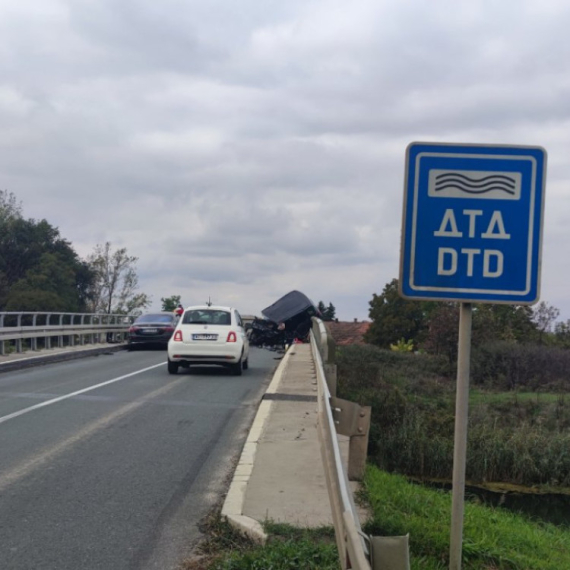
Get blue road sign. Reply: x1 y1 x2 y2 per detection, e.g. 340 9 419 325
400 142 547 304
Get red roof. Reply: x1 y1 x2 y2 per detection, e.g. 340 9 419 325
325 320 371 346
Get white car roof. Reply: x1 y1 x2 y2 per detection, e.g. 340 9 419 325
184 305 234 312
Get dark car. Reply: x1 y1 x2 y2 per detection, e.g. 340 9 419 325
249 290 319 347
127 312 177 349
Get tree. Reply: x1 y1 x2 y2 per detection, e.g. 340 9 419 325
365 278 428 348
0 192 96 311
0 190 22 224
422 302 459 363
161 295 181 312
86 242 150 314
532 301 560 345
317 301 336 321
5 252 83 312
472 304 536 345
554 320 570 348
421 303 538 360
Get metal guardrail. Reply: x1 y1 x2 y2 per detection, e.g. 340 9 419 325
311 317 410 570
0 312 135 355
311 318 370 569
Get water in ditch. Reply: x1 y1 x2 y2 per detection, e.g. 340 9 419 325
465 486 570 527
420 480 570 527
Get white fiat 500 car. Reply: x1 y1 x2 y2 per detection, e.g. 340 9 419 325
167 305 249 375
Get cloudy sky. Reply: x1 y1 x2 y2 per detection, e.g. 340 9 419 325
2 0 570 322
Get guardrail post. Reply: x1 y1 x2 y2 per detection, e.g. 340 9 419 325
45 314 52 349
324 363 337 397
330 397 371 481
69 315 75 347
326 330 336 363
348 406 371 482
68 314 72 346
30 314 38 350
16 314 23 353
312 318 338 395
58 314 64 347
89 315 95 344
80 315 85 345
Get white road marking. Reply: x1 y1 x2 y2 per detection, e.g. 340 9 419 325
0 362 165 426
0 378 183 492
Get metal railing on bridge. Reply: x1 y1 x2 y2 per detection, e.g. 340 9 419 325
311 317 410 570
0 312 135 356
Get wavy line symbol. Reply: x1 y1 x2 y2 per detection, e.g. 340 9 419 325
434 173 516 195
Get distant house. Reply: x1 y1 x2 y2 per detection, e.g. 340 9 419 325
325 319 371 346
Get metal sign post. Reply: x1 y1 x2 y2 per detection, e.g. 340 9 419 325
449 302 472 570
399 142 547 570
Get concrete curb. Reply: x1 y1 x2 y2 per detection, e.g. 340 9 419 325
0 344 127 374
221 346 296 543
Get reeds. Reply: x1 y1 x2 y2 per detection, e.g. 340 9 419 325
337 345 570 488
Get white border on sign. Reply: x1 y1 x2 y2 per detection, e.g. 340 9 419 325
409 152 537 296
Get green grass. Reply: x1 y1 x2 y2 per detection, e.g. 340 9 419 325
190 515 339 570
363 465 570 569
213 524 338 570
193 471 570 569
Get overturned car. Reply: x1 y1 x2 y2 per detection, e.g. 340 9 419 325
249 290 320 347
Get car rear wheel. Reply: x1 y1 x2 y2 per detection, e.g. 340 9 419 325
167 360 179 375
231 361 243 376
242 358 249 370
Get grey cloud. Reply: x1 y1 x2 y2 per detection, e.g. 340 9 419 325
0 0 569 321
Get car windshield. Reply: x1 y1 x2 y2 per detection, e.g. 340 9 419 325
135 314 173 324
183 310 231 325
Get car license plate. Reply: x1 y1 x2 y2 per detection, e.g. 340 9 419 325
192 333 218 341
142 328 159 334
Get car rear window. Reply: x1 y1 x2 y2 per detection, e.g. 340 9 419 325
135 314 173 324
183 310 231 325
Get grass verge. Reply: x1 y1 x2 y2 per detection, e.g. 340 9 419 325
363 465 570 569
182 513 339 570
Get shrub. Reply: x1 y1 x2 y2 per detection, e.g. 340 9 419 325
336 344 570 487
471 342 570 390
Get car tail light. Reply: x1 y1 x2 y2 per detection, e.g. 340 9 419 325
129 326 137 333
173 330 183 342
164 326 174 333
227 331 237 343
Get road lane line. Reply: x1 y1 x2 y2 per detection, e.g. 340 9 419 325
0 362 165 426
0 378 184 493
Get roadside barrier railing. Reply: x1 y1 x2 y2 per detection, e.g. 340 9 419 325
311 317 411 570
0 312 135 356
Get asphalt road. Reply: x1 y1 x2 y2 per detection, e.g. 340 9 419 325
0 346 278 570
